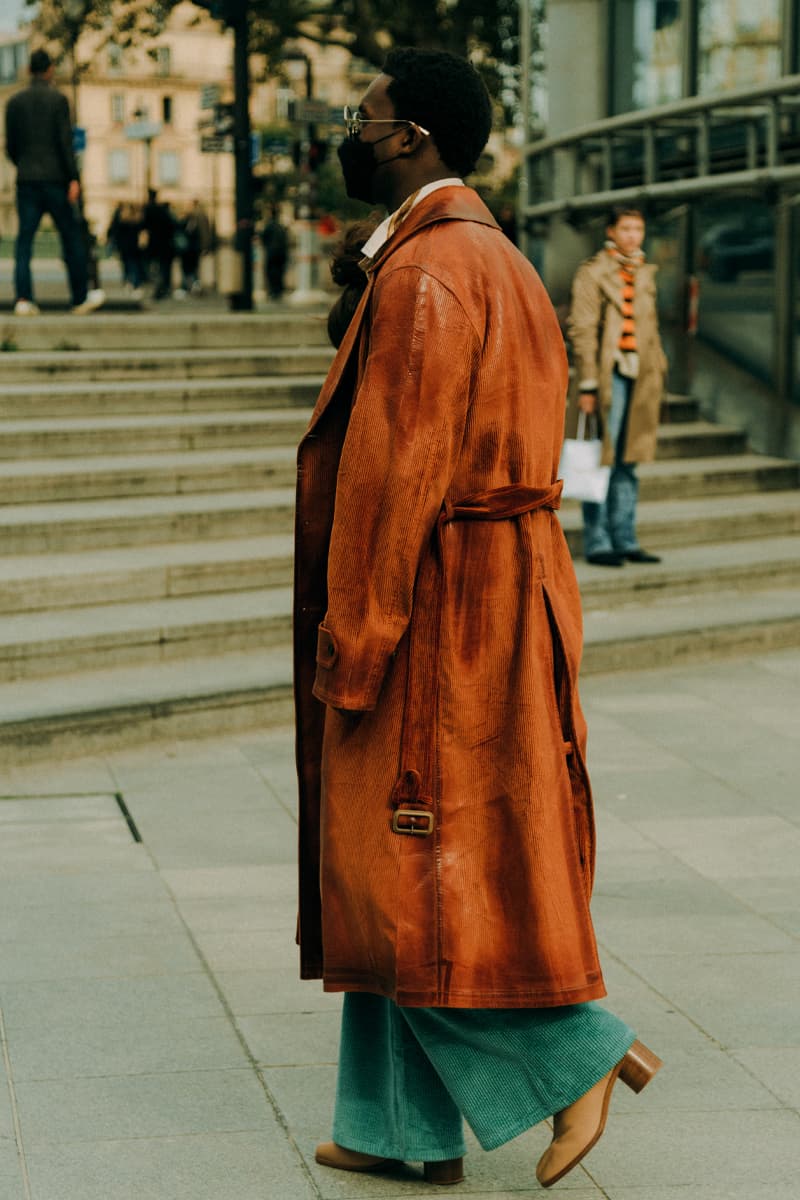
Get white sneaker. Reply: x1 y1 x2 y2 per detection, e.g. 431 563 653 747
131 287 144 301
173 288 187 300
71 289 105 315
13 299 40 316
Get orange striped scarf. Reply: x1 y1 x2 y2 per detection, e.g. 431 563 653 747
606 244 643 353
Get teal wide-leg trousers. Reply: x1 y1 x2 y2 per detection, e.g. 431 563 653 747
332 993 636 1161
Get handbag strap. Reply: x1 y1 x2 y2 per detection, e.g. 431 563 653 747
576 410 599 441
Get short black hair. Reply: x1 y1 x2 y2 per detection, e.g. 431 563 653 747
29 48 52 75
382 48 492 177
606 205 645 227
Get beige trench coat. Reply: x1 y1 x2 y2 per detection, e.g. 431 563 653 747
567 250 667 465
294 187 606 1009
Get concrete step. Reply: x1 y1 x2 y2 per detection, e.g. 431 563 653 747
1 584 798 765
636 454 800 501
0 535 293 614
0 345 333 382
0 447 300 504
662 393 699 422
0 311 331 351
560 489 800 557
0 648 294 765
575 535 800 608
0 447 793 509
0 588 292 682
654 421 747 459
0 375 324 418
582 585 800 674
3 529 796 621
0 409 311 460
0 488 295 554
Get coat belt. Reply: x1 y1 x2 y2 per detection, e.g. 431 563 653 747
440 480 562 526
391 479 562 834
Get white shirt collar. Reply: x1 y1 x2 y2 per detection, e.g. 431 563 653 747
361 178 464 258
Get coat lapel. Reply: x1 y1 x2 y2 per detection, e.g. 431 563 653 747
301 187 499 441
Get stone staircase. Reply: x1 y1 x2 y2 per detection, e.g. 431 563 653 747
0 313 798 764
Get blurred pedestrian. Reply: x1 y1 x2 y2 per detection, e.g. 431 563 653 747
3 47 103 315
143 188 176 300
296 48 662 1193
497 201 517 243
174 204 202 297
107 201 145 298
260 204 289 299
568 206 667 566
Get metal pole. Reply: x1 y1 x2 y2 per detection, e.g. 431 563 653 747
230 0 253 311
518 0 531 260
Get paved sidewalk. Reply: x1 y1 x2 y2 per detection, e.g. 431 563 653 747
1 650 799 1200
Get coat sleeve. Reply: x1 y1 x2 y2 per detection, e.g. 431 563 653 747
313 265 479 712
5 98 18 165
56 92 79 182
567 263 604 391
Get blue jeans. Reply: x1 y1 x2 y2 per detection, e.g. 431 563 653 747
14 181 88 306
582 370 640 557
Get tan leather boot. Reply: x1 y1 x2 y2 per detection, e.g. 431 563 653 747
315 1141 464 1183
536 1039 662 1188
315 1142 392 1172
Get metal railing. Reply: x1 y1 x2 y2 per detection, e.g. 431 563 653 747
523 75 800 224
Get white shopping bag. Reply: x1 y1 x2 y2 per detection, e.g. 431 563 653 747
558 412 610 504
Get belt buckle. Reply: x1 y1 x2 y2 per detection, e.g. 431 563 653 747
392 808 434 837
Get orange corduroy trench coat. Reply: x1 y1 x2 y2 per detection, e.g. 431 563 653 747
294 187 606 1008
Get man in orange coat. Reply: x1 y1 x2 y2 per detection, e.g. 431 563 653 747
294 48 660 1190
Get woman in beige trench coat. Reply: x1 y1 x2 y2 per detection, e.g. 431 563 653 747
294 49 662 1191
568 207 668 566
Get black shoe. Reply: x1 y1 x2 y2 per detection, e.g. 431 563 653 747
623 549 662 564
586 551 624 567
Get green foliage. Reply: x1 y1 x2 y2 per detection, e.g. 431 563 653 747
28 0 546 119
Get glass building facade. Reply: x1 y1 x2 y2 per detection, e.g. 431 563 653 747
604 0 799 444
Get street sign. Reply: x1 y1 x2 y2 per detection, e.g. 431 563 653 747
290 98 330 124
262 135 290 155
250 131 260 167
200 133 233 154
200 83 221 110
125 121 162 141
72 125 86 153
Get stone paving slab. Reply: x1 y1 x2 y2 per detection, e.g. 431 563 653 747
1 650 799 1198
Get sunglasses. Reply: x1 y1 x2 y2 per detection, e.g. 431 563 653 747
343 105 430 140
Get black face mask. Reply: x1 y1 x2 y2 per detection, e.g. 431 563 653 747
337 131 404 203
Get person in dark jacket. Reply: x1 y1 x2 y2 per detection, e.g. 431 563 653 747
4 48 101 315
260 205 289 299
143 189 176 299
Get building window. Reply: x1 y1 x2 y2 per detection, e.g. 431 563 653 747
111 94 125 124
162 95 173 125
155 46 171 77
158 150 180 186
108 148 131 184
108 44 124 76
698 0 782 95
610 0 683 113
695 198 775 385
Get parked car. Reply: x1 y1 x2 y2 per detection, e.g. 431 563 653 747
698 220 774 282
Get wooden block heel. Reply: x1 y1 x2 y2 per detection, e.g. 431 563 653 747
618 1039 663 1094
423 1157 464 1184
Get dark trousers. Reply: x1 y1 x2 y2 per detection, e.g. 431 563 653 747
265 253 287 299
15 181 87 306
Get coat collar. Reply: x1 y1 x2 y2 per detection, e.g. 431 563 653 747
301 187 499 441
363 186 499 276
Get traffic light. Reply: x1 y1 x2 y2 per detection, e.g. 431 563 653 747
308 139 328 172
